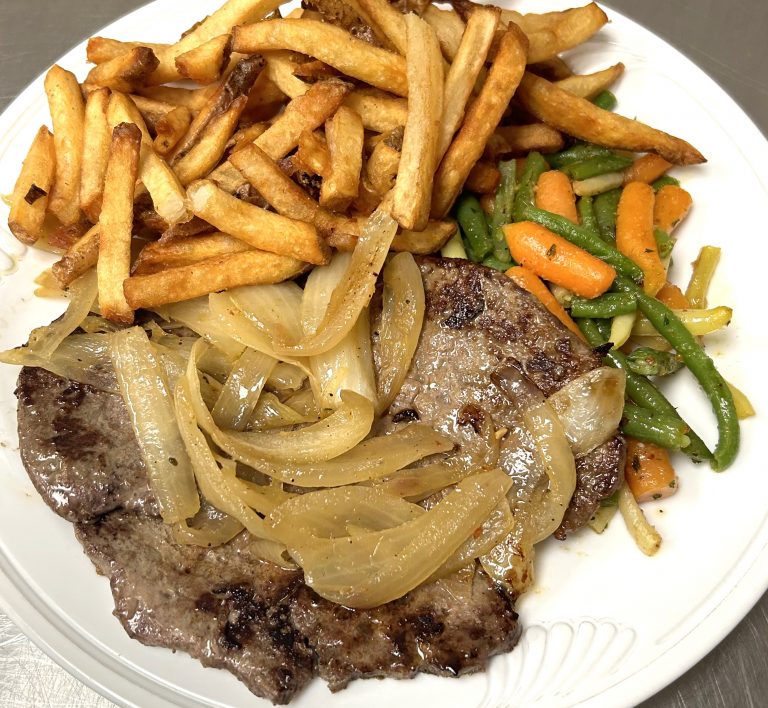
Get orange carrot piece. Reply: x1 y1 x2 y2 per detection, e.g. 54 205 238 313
503 221 616 298
616 181 666 296
654 184 692 233
506 265 585 339
624 439 678 504
656 282 690 309
623 154 672 185
535 170 579 223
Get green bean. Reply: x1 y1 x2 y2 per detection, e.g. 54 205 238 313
652 175 680 191
482 256 512 271
594 317 611 341
621 404 691 450
512 152 549 222
577 317 713 463
627 347 683 377
612 275 740 471
517 204 644 283
488 160 516 263
455 193 492 261
547 144 613 169
592 90 617 111
570 293 637 319
561 154 634 181
593 187 622 241
653 228 675 260
577 196 599 235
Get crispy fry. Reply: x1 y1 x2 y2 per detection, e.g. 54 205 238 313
86 37 169 64
391 14 443 231
132 232 252 274
136 84 218 111
529 56 572 81
516 72 706 165
295 130 331 176
98 123 141 324
51 225 100 287
158 216 215 244
233 19 408 96
48 221 91 251
365 140 400 196
79 89 111 223
464 162 501 194
432 25 527 218
125 249 304 309
175 34 233 84
356 0 407 54
264 50 309 99
45 65 85 226
343 89 407 133
437 5 499 161
422 6 465 61
174 95 248 185
494 124 565 155
229 122 269 153
320 106 364 211
555 63 625 99
154 106 192 156
187 179 329 265
293 60 339 81
8 126 55 244
83 47 159 93
391 220 457 253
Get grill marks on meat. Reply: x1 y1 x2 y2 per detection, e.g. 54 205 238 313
76 512 519 703
16 367 156 521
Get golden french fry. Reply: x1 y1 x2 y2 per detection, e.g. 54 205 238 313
391 14 443 231
264 50 309 99
174 95 247 186
154 106 192 156
356 0 407 54
365 138 400 196
48 221 91 251
521 4 608 64
437 5 499 161
207 160 250 193
516 72 706 165
158 216 215 244
83 47 159 93
422 6 465 61
86 37 169 64
343 89 407 134
124 249 305 309
391 220 457 254
187 179 329 265
555 63 625 98
79 88 112 223
98 122 141 324
132 232 252 275
432 25 527 218
8 126 55 244
51 225 100 287
293 60 339 81
233 20 408 96
529 56 573 81
320 106 364 211
494 123 565 155
229 122 269 153
295 131 331 176
45 65 85 226
136 84 218 111
175 34 233 84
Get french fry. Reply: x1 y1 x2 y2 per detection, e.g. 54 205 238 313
187 179 329 265
174 95 248 186
83 47 159 93
356 0 407 54
391 14 443 231
232 19 408 96
365 139 400 196
154 106 193 156
86 37 169 64
516 72 706 165
295 131 331 176
264 50 309 99
124 250 305 309
437 5 499 161
48 221 91 251
391 220 457 253
464 162 501 194
136 84 218 111
132 232 252 274
8 126 55 244
293 60 339 81
51 225 100 287
175 34 233 84
343 89 407 133
158 216 215 244
79 88 112 223
229 122 269 154
431 25 528 218
320 106 364 211
494 124 565 155
529 56 572 81
555 63 625 99
98 123 142 324
45 65 85 226
208 160 250 193
422 5 465 61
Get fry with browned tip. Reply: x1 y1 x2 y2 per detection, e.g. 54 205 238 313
80 88 112 223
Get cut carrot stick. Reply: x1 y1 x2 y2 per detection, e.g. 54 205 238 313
506 265 585 339
656 281 690 309
624 438 678 503
623 154 672 185
503 221 616 298
535 169 579 223
616 181 666 296
654 184 692 233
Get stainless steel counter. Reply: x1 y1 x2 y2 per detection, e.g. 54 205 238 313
1 1 766 705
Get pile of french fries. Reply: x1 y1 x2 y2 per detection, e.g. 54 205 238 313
6 0 705 322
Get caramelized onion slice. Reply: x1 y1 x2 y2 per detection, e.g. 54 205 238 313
375 252 425 414
173 504 244 548
212 348 276 431
249 392 320 430
110 327 199 524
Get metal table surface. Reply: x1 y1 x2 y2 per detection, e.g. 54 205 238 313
0 1 766 706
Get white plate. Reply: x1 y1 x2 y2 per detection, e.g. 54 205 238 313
0 1 767 706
